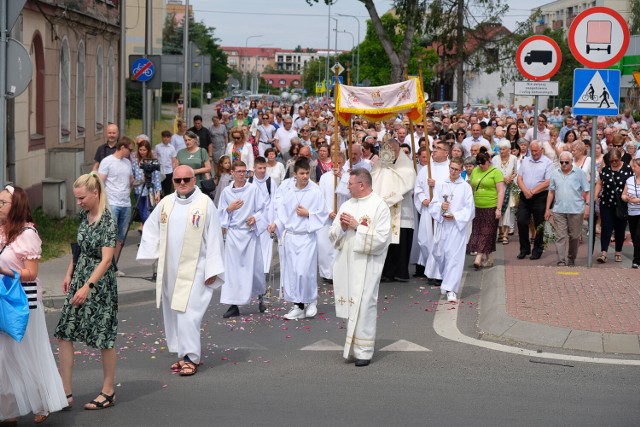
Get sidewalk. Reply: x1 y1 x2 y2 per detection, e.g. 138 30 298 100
477 232 640 355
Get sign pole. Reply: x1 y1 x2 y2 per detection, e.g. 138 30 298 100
0 0 7 186
533 95 539 140
587 118 597 268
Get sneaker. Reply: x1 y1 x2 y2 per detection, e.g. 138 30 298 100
283 306 305 320
632 263 639 269
441 288 447 295
305 303 318 318
116 270 126 277
446 291 457 302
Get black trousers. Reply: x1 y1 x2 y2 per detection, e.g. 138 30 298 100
382 228 413 280
161 172 173 197
517 191 548 255
628 215 640 264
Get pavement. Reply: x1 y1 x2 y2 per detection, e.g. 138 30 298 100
38 224 640 358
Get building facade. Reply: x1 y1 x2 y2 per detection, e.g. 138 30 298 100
9 1 120 210
532 0 630 34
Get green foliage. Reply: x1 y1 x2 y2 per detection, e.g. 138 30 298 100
32 208 81 262
125 87 143 119
162 14 231 97
630 0 640 35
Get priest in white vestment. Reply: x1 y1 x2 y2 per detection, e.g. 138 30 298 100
137 165 225 376
268 158 329 320
218 160 269 318
427 158 475 303
414 141 451 285
329 169 391 366
251 157 278 276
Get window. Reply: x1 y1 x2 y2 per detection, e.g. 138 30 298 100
60 37 71 142
76 40 86 137
29 32 45 149
107 47 115 124
96 45 104 133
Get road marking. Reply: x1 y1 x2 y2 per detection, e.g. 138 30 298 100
300 340 343 351
379 340 431 352
557 271 580 275
433 274 640 366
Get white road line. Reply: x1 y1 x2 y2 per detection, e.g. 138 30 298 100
433 274 640 366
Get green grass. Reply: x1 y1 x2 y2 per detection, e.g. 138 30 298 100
124 117 177 147
32 208 81 262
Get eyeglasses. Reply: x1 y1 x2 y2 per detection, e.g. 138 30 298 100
449 167 462 172
0 200 12 208
233 136 242 140
233 170 248 175
173 177 193 184
262 117 269 120
559 161 570 165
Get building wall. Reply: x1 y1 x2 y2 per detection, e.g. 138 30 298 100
125 0 164 62
533 0 630 34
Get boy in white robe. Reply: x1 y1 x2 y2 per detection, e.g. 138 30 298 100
218 160 269 318
268 159 329 319
250 157 278 277
137 165 225 376
317 152 348 281
329 169 391 366
427 158 476 302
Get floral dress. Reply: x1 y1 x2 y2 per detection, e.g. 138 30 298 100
54 209 118 349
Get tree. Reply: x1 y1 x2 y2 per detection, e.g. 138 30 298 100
630 0 640 35
306 0 427 83
162 14 231 97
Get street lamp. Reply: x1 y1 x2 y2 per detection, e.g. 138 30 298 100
337 13 361 85
244 35 264 91
337 30 355 81
253 43 271 95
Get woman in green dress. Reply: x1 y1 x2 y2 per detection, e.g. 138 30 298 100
54 173 118 411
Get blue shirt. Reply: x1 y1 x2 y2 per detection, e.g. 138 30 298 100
549 167 589 214
518 155 553 191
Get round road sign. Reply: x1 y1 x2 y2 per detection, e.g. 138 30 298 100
516 35 562 81
131 58 155 82
568 7 629 69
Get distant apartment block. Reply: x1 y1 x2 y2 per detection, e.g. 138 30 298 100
531 0 630 34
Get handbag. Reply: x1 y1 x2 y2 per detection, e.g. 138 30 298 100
615 193 628 220
0 270 29 342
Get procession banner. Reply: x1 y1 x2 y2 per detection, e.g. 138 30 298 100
335 77 424 125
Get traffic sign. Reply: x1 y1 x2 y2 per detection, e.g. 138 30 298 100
568 7 630 69
515 35 562 81
514 81 559 96
331 62 345 75
131 58 155 82
572 69 620 116
331 75 344 85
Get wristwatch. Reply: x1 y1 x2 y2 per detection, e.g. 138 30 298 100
87 282 95 289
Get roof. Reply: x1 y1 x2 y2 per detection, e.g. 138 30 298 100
222 47 282 57
262 74 303 88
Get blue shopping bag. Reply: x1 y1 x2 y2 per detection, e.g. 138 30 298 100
0 270 29 342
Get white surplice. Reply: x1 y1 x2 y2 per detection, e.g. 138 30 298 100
329 192 391 360
273 179 329 304
317 170 349 279
137 188 225 364
414 159 450 279
427 176 475 294
252 175 278 274
218 181 268 305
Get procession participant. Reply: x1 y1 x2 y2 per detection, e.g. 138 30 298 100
268 159 328 320
427 157 476 302
415 141 450 284
373 137 416 282
136 165 225 376
250 156 278 277
544 151 589 267
218 161 268 318
329 169 391 367
318 152 348 282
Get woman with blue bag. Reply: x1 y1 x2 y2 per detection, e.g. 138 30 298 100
0 185 67 424
54 173 119 411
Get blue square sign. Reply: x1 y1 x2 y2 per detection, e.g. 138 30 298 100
572 69 620 116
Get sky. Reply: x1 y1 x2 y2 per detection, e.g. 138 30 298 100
187 0 553 51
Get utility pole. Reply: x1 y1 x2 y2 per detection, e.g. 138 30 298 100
119 0 126 132
183 0 190 124
143 0 153 137
455 0 465 113
0 0 7 186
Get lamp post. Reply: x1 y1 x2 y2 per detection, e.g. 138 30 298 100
336 13 361 85
253 43 271 95
337 30 355 78
244 35 264 91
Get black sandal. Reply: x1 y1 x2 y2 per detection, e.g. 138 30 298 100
62 393 73 411
84 392 115 410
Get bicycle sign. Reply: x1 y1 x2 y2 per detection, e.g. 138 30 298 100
131 58 155 82
569 7 629 68
572 68 620 116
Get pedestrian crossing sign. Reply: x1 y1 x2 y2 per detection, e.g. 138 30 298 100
572 68 620 116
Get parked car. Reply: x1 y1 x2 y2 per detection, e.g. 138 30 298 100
429 101 457 115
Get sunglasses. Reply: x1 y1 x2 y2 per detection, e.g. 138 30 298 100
233 136 242 140
415 125 424 128
613 144 623 148
173 177 193 184
559 161 570 165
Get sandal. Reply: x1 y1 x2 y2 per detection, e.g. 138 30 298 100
62 393 73 411
179 361 198 376
34 413 50 424
502 236 509 245
170 360 184 371
597 254 607 264
615 254 623 262
84 392 115 410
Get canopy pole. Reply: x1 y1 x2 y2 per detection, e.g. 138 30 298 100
333 77 340 213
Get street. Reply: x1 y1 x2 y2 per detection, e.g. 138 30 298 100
32 279 640 427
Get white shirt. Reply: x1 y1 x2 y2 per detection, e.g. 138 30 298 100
98 154 132 207
171 134 186 152
154 143 177 175
275 127 298 154
461 136 491 157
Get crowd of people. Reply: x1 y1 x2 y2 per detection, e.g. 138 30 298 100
2 94 640 423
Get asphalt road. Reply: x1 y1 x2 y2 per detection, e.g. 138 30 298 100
23 279 639 427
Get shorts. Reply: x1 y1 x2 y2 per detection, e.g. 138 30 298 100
111 205 131 241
